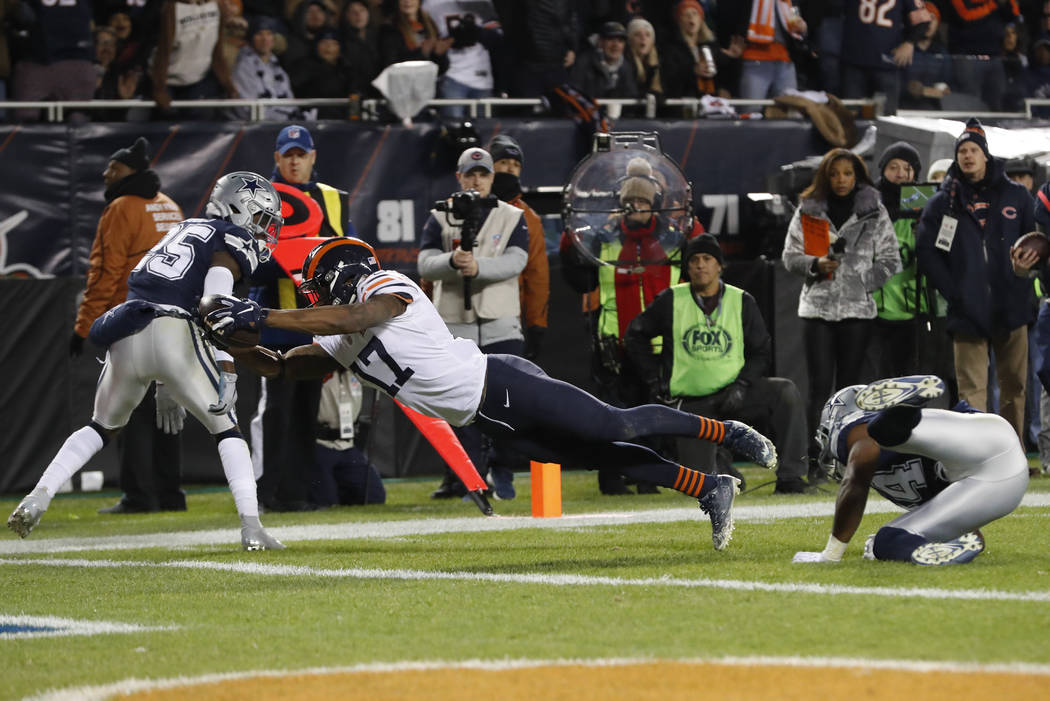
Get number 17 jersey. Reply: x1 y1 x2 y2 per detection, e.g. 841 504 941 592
314 270 488 426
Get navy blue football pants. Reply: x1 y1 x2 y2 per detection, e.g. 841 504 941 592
474 355 710 487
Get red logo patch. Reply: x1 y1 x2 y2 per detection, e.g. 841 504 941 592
1002 206 1018 220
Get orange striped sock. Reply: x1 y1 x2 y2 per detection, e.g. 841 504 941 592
672 465 707 498
697 417 726 443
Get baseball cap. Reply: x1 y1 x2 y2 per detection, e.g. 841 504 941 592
457 147 494 174
600 21 627 39
275 124 314 154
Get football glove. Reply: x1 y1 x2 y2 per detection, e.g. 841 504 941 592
69 332 85 358
208 371 238 415
155 382 186 434
203 295 267 335
719 382 747 415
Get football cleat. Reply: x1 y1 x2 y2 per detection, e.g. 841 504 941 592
7 487 50 539
855 375 945 412
910 531 985 566
697 474 741 551
240 515 286 551
723 420 778 469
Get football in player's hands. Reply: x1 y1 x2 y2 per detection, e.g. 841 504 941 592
199 294 261 348
1012 231 1050 264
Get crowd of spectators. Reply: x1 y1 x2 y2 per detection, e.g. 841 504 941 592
6 0 1050 121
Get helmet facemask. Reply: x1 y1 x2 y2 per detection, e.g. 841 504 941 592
300 238 381 306
814 384 865 482
207 171 284 262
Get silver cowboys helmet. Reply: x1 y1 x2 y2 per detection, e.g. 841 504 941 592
815 384 865 481
206 171 284 251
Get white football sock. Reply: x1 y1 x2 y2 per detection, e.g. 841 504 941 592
36 426 105 499
217 436 259 517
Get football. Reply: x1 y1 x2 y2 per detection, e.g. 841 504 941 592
1012 231 1050 264
198 295 260 349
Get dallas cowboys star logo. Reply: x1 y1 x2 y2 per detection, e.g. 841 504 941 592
238 177 263 195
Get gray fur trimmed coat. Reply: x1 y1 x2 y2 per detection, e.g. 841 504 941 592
781 184 902 321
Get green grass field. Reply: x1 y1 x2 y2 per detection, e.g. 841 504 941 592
3 466 1050 700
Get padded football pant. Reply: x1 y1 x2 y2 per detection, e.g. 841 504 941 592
34 317 259 516
94 316 237 434
877 408 1029 543
474 355 715 488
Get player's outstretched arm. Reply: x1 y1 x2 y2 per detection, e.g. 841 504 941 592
793 424 878 563
230 344 342 380
265 295 407 335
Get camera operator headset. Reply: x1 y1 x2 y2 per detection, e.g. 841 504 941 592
417 146 531 500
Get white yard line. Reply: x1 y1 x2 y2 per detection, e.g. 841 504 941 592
2 555 1049 604
0 614 175 640
24 655 1050 701
3 493 1049 555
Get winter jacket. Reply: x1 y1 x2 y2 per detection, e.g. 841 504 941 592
508 193 550 330
915 159 1035 339
624 281 771 398
74 171 183 338
782 184 902 321
231 46 298 121
569 48 639 99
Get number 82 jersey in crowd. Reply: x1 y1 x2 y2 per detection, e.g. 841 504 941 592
314 270 488 427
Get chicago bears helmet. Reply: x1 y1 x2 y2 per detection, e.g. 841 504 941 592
206 171 284 249
815 384 865 480
300 237 381 306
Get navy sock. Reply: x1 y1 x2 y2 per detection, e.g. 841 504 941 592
872 526 928 561
867 406 921 447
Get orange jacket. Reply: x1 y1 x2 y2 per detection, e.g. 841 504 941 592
74 192 183 337
510 193 550 329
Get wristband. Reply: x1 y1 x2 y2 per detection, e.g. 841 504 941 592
821 534 848 562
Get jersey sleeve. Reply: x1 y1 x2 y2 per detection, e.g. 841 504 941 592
358 271 416 305
832 410 878 463
216 221 265 279
315 334 351 368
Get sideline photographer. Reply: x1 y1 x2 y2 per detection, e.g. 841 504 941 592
418 147 530 500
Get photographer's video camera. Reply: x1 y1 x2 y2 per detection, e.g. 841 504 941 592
434 189 499 221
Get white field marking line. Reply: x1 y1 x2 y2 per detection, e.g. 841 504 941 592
3 492 1049 555
24 655 1050 701
3 556 1049 604
0 614 176 640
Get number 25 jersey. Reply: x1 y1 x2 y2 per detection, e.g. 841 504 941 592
314 270 488 427
127 218 266 312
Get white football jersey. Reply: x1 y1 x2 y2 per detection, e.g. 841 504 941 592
315 271 487 426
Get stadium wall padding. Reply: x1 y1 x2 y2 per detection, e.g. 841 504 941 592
0 119 826 494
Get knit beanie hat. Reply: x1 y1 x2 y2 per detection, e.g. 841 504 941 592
488 134 523 166
877 141 921 180
927 158 952 182
682 233 725 277
627 17 655 39
955 118 990 160
619 157 658 205
675 0 704 21
109 137 150 171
